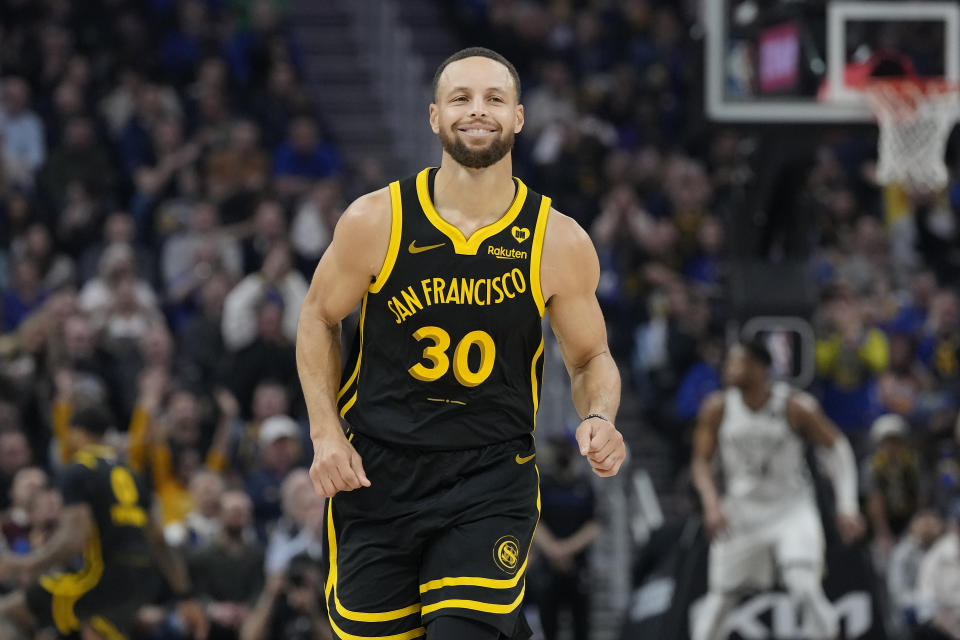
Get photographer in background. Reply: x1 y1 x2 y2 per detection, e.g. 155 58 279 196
241 553 330 640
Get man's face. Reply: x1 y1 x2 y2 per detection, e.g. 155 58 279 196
430 56 523 170
723 345 760 389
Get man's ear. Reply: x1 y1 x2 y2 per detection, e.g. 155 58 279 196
429 103 440 134
514 104 524 134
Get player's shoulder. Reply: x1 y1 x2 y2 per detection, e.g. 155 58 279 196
336 186 392 235
541 208 599 299
543 208 594 256
699 390 726 421
785 388 820 415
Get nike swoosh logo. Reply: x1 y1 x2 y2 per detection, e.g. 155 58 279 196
409 241 446 254
515 453 536 465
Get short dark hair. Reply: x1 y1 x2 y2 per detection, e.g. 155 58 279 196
739 337 772 368
432 47 521 102
70 405 114 437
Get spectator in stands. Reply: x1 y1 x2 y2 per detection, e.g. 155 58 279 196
917 289 960 390
272 115 340 199
877 332 932 419
78 211 157 287
1 256 46 332
815 285 889 439
1 467 48 554
162 200 243 311
889 509 945 633
178 273 232 392
916 503 960 640
252 61 313 148
190 490 265 639
128 374 232 530
245 414 305 530
78 243 158 321
14 222 76 291
532 435 601 640
205 119 270 205
241 552 331 640
0 76 45 182
223 241 306 352
229 378 290 471
25 486 61 553
225 0 302 90
264 469 324 576
290 177 343 268
161 0 218 85
862 414 923 559
241 197 288 273
0 430 32 510
38 115 116 224
175 470 226 549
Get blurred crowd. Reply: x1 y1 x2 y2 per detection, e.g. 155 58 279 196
0 0 348 637
3 0 960 638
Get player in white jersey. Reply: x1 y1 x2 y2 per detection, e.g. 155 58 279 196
691 340 865 640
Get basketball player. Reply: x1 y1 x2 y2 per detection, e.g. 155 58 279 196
296 47 625 640
691 340 865 640
0 405 207 640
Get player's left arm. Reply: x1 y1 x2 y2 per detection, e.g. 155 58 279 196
541 209 624 477
786 391 866 542
13 502 93 578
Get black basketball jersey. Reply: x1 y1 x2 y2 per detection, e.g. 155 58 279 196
337 167 551 449
46 445 153 583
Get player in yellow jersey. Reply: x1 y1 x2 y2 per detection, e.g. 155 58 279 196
296 47 625 640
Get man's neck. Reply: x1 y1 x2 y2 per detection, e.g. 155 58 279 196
434 154 516 223
740 381 771 411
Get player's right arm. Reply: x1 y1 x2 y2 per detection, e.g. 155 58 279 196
691 392 726 539
296 187 392 498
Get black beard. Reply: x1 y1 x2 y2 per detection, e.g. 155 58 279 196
440 127 514 169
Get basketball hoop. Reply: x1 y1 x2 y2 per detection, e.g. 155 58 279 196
861 78 960 193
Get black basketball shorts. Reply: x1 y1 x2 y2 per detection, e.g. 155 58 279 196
323 432 540 640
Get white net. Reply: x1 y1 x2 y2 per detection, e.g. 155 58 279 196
864 80 960 193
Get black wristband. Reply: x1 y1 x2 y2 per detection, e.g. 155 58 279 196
584 413 609 423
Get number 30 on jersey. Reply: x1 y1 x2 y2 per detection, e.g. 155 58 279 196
409 326 495 387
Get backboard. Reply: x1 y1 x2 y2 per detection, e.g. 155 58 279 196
705 0 960 122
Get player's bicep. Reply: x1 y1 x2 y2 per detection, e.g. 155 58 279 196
60 503 93 547
542 213 608 373
302 188 392 326
787 392 839 448
693 393 724 461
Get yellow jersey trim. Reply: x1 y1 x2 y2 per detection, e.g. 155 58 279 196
420 585 525 617
41 523 104 634
325 498 424 624
530 196 551 317
370 181 403 294
530 338 544 431
91 616 127 640
337 294 369 403
415 168 528 255
327 619 425 640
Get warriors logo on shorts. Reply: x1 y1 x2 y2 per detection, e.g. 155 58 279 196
493 536 520 574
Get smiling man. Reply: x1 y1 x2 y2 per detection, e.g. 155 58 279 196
296 47 625 640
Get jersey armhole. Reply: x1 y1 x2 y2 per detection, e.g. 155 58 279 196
530 196 551 317
369 181 403 294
